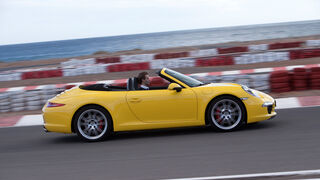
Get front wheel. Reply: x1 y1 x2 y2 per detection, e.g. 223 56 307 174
208 96 246 131
74 105 112 142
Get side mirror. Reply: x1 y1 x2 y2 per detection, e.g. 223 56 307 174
168 83 182 92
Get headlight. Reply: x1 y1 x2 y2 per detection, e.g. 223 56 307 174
242 85 259 97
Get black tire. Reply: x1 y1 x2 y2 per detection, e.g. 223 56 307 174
207 96 246 131
73 105 112 142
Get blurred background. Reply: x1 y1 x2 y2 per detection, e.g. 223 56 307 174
1 1 320 179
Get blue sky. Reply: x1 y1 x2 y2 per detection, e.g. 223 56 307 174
0 0 319 45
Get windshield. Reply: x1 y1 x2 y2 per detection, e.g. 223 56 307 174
164 69 204 87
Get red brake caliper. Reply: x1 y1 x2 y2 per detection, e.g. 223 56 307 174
215 108 221 123
99 120 103 130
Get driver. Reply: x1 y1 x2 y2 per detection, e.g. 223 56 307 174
137 72 150 90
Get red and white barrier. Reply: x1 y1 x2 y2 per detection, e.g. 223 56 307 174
1 40 320 82
234 52 289 64
1 63 320 113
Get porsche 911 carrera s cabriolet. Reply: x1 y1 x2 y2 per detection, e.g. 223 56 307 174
42 68 276 141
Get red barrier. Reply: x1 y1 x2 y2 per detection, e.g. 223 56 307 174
107 62 150 72
290 48 320 60
47 69 63 78
196 56 234 67
218 47 248 54
269 41 303 50
154 52 189 59
21 69 63 80
96 57 120 64
289 50 303 59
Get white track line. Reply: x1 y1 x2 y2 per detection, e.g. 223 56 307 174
15 115 43 127
276 97 301 109
163 169 320 180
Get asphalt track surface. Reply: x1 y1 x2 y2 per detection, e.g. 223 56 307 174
1 107 320 180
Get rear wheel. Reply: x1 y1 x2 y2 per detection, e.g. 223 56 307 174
74 105 112 142
208 96 246 131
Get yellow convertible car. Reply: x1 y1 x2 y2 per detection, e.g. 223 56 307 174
43 68 276 141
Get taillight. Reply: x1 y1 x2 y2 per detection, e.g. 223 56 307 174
47 102 65 108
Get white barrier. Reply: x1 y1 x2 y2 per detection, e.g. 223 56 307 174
190 48 218 57
0 72 22 81
62 64 107 77
248 44 269 52
61 58 96 67
150 59 195 69
234 52 289 64
120 54 154 63
306 40 320 47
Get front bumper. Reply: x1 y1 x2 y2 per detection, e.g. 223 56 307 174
244 92 277 123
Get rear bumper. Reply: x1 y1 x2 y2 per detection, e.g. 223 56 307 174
43 125 49 132
42 106 73 134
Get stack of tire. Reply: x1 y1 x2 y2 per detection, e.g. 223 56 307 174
310 67 320 89
10 91 25 112
41 86 59 104
220 75 237 83
25 90 43 111
235 75 251 87
270 70 291 93
291 68 309 91
250 74 270 92
0 92 10 113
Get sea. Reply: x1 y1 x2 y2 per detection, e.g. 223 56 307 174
0 20 320 63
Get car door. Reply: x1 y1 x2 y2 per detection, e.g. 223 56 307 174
126 88 197 123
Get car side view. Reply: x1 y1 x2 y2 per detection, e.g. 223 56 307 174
42 68 276 142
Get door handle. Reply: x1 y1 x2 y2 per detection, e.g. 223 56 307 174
129 98 141 103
